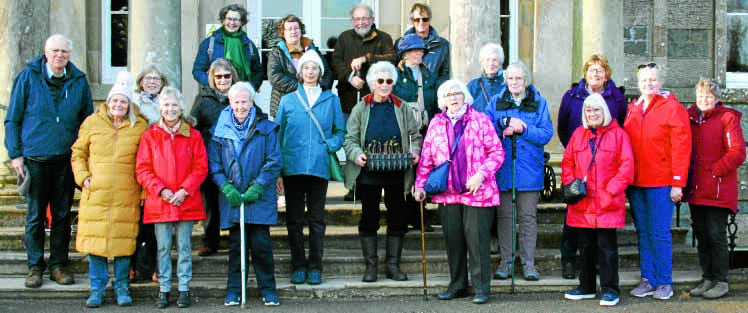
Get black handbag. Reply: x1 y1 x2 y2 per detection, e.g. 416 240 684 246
562 133 604 204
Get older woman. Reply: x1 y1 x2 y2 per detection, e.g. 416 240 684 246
268 14 333 118
133 64 169 124
71 72 148 308
136 87 208 309
484 61 554 281
414 80 504 304
624 63 691 300
208 82 281 306
276 51 345 285
467 43 505 113
561 94 634 307
343 61 422 283
557 54 627 279
191 58 238 257
192 3 262 92
685 79 746 299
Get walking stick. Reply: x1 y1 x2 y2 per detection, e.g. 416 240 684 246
240 202 246 308
419 199 428 300
355 70 361 104
510 135 518 294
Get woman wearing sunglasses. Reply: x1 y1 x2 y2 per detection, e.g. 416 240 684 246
343 61 423 283
624 63 691 300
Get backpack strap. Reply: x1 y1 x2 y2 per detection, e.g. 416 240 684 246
207 37 215 60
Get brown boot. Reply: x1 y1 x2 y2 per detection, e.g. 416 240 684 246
24 268 43 288
50 267 75 285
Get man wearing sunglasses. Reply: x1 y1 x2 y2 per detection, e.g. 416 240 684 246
394 2 451 87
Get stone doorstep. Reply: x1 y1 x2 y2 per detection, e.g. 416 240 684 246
0 271 729 301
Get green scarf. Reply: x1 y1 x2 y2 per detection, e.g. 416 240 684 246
221 27 252 82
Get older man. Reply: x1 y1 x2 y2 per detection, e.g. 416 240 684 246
394 2 451 86
4 34 94 288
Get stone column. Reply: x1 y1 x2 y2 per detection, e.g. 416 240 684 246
0 0 50 181
448 0 501 82
129 0 181 89
49 0 86 72
574 0 624 83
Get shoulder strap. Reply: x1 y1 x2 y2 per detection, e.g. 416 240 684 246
447 123 464 161
294 90 326 140
207 37 215 60
584 133 605 181
478 78 490 104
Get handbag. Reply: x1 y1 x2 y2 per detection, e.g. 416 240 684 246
424 126 464 195
294 91 344 181
562 133 604 204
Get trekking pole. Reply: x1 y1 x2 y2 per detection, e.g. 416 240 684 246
240 202 246 308
511 135 518 294
419 199 428 300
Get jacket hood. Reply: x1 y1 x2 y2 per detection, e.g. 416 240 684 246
296 83 335 104
688 101 741 120
403 26 442 47
569 79 622 99
496 85 541 112
277 37 316 60
28 54 86 80
363 93 403 107
213 105 275 140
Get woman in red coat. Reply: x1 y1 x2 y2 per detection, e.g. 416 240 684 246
136 87 209 309
561 93 634 307
685 79 746 299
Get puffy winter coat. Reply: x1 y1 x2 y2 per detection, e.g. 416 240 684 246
623 92 691 187
391 61 438 121
467 72 505 113
268 38 333 118
208 106 282 228
192 27 263 91
133 93 161 124
684 104 746 213
557 79 627 147
277 85 346 179
136 121 209 223
191 86 229 149
71 107 148 257
395 26 450 86
343 94 423 192
415 106 504 207
4 55 93 159
484 85 554 191
561 122 634 229
331 25 396 113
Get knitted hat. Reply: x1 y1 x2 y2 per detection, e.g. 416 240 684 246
397 33 427 58
107 71 135 102
295 50 325 76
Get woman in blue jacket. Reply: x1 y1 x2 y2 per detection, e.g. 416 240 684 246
276 51 346 285
207 82 282 307
484 61 554 281
467 43 505 113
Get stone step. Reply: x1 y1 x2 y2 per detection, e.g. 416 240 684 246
0 224 691 252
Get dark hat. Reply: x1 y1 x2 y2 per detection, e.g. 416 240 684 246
16 165 30 197
397 33 427 58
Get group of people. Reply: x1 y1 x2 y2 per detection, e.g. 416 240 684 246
3 1 745 310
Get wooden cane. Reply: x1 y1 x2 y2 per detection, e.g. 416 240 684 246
420 199 428 300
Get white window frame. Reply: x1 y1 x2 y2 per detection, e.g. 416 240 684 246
726 11 748 89
508 0 519 64
101 0 128 84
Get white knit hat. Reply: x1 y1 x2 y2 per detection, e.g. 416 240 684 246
295 50 324 76
107 71 134 102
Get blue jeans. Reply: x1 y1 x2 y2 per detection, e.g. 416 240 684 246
89 255 129 292
25 158 75 271
155 221 194 292
227 224 276 299
627 186 674 287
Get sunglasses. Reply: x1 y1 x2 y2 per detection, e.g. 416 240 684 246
411 17 430 23
215 73 232 80
376 78 394 85
637 62 657 70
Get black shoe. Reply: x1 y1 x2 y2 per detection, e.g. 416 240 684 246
562 263 576 279
344 190 355 201
437 289 469 300
177 291 190 308
157 292 169 309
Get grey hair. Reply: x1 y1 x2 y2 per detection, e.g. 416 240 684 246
366 61 398 88
409 2 432 19
437 80 474 110
695 78 721 98
350 3 374 18
228 81 256 103
581 93 612 128
45 34 73 51
158 87 196 126
135 64 169 93
479 43 504 66
506 61 532 87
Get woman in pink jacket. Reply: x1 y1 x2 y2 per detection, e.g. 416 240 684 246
561 93 634 307
415 80 504 305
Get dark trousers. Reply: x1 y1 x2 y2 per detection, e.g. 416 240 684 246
25 158 74 271
283 175 329 272
200 181 220 249
227 224 276 298
689 204 730 282
358 183 407 237
577 228 619 294
130 205 156 277
561 219 579 265
439 204 493 294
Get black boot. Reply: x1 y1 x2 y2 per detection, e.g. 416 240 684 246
360 236 378 282
562 262 576 279
177 291 190 308
385 235 408 281
157 291 169 309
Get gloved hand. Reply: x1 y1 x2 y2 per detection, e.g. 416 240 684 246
243 184 264 204
220 182 242 207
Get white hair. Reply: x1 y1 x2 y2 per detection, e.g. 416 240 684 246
45 34 73 51
366 61 399 88
506 61 532 87
582 93 612 128
228 82 256 103
479 43 504 65
436 80 474 110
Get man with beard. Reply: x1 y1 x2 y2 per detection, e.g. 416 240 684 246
331 3 396 201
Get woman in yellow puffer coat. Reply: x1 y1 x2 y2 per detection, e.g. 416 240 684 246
71 71 148 308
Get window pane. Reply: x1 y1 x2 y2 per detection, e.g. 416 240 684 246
263 0 301 17
323 0 360 17
111 0 127 11
111 13 128 67
322 18 351 49
727 14 748 72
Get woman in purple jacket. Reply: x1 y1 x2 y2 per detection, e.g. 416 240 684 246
556 54 627 280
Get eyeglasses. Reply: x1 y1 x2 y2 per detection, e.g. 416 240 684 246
376 78 394 85
143 76 161 82
47 48 70 55
284 26 301 32
225 17 241 23
587 68 605 74
637 62 657 70
444 92 464 98
352 17 371 22
411 17 430 23
215 73 232 80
